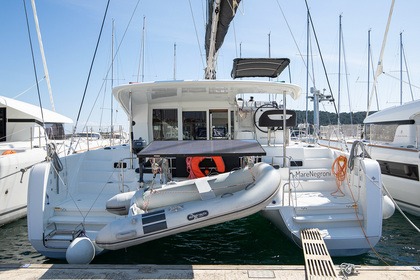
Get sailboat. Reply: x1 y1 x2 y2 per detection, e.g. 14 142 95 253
0 96 72 226
27 0 390 263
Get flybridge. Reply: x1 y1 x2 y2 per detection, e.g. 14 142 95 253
231 58 290 79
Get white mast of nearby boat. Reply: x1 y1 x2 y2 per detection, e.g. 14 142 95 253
30 0 55 111
366 0 395 116
173 43 177 80
136 16 146 83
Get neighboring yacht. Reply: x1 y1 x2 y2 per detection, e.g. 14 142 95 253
0 96 72 226
362 100 420 216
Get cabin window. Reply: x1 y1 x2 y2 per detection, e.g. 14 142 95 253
152 109 178 140
45 123 66 140
210 110 228 139
365 124 398 142
182 111 207 140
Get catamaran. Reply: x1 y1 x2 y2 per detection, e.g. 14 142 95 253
27 0 393 264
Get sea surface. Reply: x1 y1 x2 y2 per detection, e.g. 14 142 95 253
0 211 419 266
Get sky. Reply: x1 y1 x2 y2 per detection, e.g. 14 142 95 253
1 0 419 132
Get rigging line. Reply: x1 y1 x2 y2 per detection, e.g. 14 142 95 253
309 34 316 88
72 0 141 141
188 0 205 70
88 0 142 119
341 26 353 124
369 42 380 111
73 0 111 134
23 0 48 144
13 77 45 99
304 0 338 115
0 160 46 181
274 0 314 84
402 43 414 101
80 7 141 142
382 72 420 90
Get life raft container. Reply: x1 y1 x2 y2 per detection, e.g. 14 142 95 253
187 156 225 178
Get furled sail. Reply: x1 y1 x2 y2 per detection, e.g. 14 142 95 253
205 0 241 79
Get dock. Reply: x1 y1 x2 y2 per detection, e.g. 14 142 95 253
0 264 418 279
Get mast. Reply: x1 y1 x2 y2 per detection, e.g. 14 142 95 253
173 43 177 80
204 0 241 79
366 0 395 116
205 0 221 79
367 29 371 112
30 0 55 111
137 16 146 83
110 19 114 142
305 9 309 135
337 14 342 125
400 31 403 105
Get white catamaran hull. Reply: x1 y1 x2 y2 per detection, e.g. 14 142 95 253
261 148 385 256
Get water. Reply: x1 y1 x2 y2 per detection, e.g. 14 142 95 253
0 212 419 266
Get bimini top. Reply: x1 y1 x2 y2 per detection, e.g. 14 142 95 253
113 79 301 115
231 58 290 79
0 96 73 124
364 99 420 124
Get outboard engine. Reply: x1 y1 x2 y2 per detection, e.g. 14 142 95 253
132 137 147 154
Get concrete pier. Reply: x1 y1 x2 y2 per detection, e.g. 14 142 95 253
0 264 418 279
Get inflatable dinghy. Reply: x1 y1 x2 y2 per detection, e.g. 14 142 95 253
96 162 280 250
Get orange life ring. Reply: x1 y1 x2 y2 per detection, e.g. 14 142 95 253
2 150 16 155
187 156 225 178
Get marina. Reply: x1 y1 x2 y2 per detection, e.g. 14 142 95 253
0 212 418 266
1 1 419 278
0 264 419 280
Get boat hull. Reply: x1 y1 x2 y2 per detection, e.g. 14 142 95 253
0 148 47 226
261 147 384 257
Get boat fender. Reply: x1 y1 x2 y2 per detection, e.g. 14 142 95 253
66 237 95 264
187 156 225 178
382 195 395 219
2 150 16 155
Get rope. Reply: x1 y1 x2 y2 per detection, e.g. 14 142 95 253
331 155 347 196
186 157 196 179
349 140 370 171
0 161 45 182
381 180 420 233
339 263 359 279
70 0 111 154
346 157 391 266
47 143 63 172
